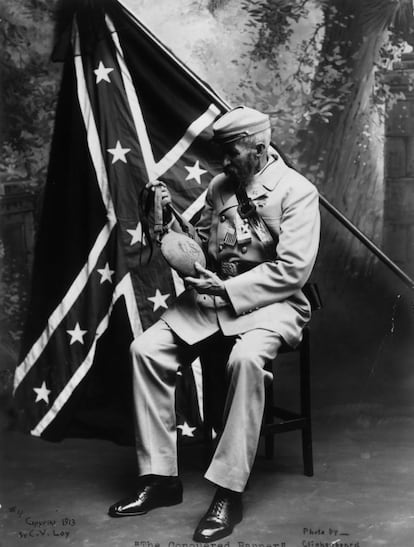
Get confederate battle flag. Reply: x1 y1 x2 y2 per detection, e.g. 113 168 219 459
13 0 228 444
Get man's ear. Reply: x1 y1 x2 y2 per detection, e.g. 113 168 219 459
255 143 266 156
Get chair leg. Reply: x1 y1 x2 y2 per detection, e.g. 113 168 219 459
265 436 274 459
300 327 314 476
302 426 314 476
201 365 215 466
264 381 274 459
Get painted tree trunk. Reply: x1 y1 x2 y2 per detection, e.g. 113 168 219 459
299 1 388 281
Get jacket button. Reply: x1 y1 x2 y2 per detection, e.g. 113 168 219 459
241 246 247 254
220 215 226 223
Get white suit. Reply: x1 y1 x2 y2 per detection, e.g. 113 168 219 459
131 154 320 491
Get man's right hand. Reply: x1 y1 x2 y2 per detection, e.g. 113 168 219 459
145 180 172 209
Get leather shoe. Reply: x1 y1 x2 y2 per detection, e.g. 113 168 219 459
193 488 243 542
108 475 182 517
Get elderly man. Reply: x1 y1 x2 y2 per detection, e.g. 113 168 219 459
109 106 320 542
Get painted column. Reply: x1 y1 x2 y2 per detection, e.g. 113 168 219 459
384 52 414 277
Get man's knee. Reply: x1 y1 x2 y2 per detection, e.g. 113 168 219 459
227 344 264 376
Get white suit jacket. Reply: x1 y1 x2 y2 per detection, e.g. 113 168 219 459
162 154 320 347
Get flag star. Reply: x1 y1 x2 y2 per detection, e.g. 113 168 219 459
94 61 114 84
184 160 207 185
66 322 88 345
147 289 170 311
177 421 196 437
127 222 146 246
97 262 115 284
33 381 51 404
107 141 131 164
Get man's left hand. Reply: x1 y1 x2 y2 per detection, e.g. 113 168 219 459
185 262 227 298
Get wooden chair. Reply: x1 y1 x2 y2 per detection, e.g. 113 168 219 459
201 283 322 477
262 325 313 476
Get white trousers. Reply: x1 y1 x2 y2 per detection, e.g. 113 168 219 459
130 319 282 492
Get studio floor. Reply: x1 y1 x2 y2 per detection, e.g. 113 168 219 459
2 404 414 547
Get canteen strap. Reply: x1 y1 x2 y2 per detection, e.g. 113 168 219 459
153 185 193 244
168 204 193 236
153 185 165 242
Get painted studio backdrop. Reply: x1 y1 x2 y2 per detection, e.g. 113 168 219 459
1 0 414 545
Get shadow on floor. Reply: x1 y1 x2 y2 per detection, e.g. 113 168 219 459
2 404 414 547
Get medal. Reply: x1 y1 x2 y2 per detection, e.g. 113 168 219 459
223 227 237 247
235 213 252 244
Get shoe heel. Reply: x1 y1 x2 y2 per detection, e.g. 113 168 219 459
163 484 183 506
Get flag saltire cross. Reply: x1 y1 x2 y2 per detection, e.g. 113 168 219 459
14 0 226 441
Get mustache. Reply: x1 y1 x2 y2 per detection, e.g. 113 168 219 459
223 163 256 182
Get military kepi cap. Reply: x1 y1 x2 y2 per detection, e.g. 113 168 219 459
212 106 271 143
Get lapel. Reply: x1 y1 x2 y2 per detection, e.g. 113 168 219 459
217 154 289 214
